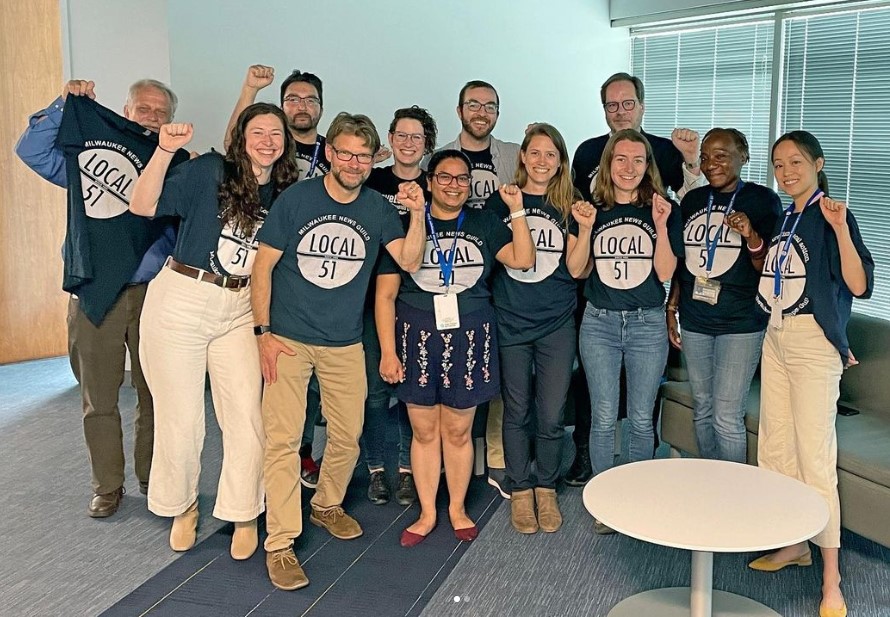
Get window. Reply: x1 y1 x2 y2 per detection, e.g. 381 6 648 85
631 4 890 319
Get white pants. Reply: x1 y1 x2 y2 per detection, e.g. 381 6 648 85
759 314 843 548
140 266 264 521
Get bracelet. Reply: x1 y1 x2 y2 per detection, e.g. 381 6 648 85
158 144 177 154
746 239 764 253
509 209 527 220
666 304 678 313
684 159 700 170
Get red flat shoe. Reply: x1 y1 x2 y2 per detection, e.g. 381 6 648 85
454 525 478 542
400 524 435 547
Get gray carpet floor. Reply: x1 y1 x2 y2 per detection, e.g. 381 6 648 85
2 357 889 616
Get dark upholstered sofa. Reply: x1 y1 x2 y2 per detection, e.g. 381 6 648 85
660 312 890 549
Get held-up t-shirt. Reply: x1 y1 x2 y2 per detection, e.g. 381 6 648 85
678 183 782 335
296 137 330 181
257 177 405 346
462 147 500 210
487 192 576 346
756 205 874 361
57 95 189 325
583 201 684 310
156 152 274 276
572 130 685 201
393 207 512 315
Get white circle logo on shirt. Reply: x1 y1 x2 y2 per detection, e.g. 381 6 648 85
296 155 325 181
758 238 807 310
77 148 138 219
412 237 484 293
683 211 742 278
297 222 367 289
468 168 498 209
506 215 563 283
594 223 654 290
217 220 262 276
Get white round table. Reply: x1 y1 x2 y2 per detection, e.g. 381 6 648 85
583 458 829 617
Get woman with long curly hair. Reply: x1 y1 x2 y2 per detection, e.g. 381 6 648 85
130 103 299 561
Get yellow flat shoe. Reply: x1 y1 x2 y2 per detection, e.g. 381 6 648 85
747 549 812 572
819 601 847 617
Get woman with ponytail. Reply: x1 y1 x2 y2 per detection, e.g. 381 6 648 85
747 130 873 617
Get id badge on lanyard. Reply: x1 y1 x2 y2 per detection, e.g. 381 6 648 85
692 182 743 306
770 189 822 329
427 208 465 330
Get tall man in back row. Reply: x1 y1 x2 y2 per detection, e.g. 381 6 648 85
566 72 706 486
434 80 520 497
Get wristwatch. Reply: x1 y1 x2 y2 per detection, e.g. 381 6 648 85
253 325 272 336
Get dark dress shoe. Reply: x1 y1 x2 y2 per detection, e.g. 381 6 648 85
89 487 124 518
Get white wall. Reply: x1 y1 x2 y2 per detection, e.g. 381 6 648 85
165 0 629 154
62 0 171 114
60 0 629 155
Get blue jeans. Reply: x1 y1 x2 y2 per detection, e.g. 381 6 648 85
681 329 764 463
579 304 668 475
360 308 412 471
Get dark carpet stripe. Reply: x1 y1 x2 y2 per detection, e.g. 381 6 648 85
102 465 503 617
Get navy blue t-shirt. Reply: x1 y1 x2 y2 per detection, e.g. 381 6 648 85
462 147 499 210
572 130 686 201
756 204 874 361
366 165 425 215
257 177 405 346
487 192 576 346
678 182 782 335
394 207 511 315
583 201 684 310
57 95 188 325
296 137 330 181
156 152 274 276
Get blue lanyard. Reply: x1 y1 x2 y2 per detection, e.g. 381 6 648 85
307 138 322 177
426 207 465 290
773 188 823 297
704 180 744 274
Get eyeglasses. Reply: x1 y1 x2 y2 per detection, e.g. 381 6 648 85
283 95 321 108
392 131 425 145
603 99 638 114
462 100 499 114
329 145 374 165
432 172 471 187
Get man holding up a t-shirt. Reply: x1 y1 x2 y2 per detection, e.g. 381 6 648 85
252 112 426 591
15 78 180 518
565 72 707 486
435 80 520 498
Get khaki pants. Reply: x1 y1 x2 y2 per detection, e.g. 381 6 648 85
759 315 843 548
263 337 366 552
486 397 505 469
140 267 265 521
68 285 153 494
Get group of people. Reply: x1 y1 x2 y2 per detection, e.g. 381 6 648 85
15 66 873 616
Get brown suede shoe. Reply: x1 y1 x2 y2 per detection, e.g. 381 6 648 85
266 548 309 590
534 487 562 533
88 487 124 518
169 500 199 552
309 506 363 540
510 489 538 534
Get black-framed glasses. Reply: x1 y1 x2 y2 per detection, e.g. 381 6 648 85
392 131 425 145
432 172 471 187
330 145 374 164
462 100 499 114
603 99 638 113
283 94 321 108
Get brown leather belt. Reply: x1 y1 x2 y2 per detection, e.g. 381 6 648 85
167 258 250 290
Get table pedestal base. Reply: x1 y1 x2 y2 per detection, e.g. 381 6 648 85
607 588 781 617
